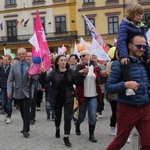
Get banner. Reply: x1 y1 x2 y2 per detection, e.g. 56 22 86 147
83 14 108 53
28 10 51 75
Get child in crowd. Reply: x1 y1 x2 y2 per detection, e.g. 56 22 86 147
117 2 150 96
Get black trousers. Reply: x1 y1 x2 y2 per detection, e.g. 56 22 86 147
109 101 117 127
97 93 105 112
18 97 30 132
54 100 73 135
36 90 43 107
30 91 38 121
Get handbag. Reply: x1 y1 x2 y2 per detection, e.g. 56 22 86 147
104 91 117 102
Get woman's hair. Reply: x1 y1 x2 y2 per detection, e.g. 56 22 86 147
55 55 69 69
4 54 12 61
125 2 144 20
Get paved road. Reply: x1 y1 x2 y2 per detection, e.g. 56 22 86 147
0 100 131 150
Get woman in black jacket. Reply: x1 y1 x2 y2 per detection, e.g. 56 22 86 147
41 54 88 147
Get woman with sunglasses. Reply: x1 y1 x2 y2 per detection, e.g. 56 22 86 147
40 54 87 147
75 50 107 143
117 2 150 96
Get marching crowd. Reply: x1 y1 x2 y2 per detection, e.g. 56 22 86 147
0 2 150 150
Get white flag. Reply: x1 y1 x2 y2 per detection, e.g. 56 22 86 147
82 14 108 53
29 32 40 52
90 38 110 61
74 42 80 58
58 47 64 55
80 37 86 46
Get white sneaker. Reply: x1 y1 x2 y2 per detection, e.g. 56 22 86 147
36 107 41 111
126 89 135 96
110 127 116 136
6 118 11 124
98 112 103 118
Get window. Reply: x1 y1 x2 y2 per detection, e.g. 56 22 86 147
84 0 94 3
7 20 17 42
142 13 150 31
6 0 15 5
85 18 95 36
33 0 44 2
108 16 118 34
55 16 66 33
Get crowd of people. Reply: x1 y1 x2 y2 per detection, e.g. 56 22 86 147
0 2 150 149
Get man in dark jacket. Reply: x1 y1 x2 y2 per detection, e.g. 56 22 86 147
106 34 150 150
0 54 12 124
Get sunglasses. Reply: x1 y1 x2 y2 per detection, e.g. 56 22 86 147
132 44 147 50
80 54 87 58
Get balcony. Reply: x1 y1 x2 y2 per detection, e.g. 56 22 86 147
0 31 78 46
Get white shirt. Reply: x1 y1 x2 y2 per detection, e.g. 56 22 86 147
84 65 97 97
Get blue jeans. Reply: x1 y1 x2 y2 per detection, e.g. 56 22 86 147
1 88 12 118
45 100 55 119
77 96 98 125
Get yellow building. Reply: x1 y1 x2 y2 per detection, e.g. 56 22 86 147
0 0 149 56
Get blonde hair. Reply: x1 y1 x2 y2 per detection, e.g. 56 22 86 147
125 2 144 20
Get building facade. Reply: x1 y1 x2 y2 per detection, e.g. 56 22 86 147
0 0 149 55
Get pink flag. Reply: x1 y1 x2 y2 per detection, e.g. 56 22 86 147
28 10 51 75
83 14 108 53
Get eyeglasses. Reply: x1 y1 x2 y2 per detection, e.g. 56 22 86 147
132 44 147 50
80 54 87 58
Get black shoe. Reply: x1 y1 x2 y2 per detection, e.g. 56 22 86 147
21 130 23 133
23 132 30 138
55 128 60 138
89 135 97 142
76 124 81 135
63 137 72 147
30 120 35 125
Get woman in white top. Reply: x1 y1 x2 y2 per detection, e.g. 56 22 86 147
75 50 107 142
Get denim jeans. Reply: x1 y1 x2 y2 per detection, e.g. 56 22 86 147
45 100 55 119
1 88 12 118
77 96 98 125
